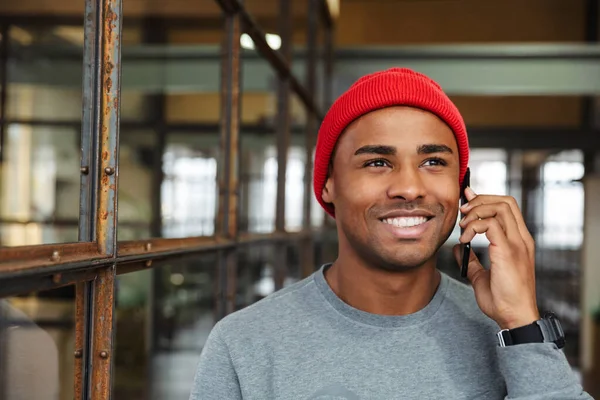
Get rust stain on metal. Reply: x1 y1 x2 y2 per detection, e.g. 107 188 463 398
105 77 112 94
101 211 108 220
0 242 103 274
74 283 85 399
102 150 108 160
105 61 114 76
90 266 116 399
113 96 118 110
101 175 109 186
104 6 117 45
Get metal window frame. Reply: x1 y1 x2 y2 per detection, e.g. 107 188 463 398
0 0 333 398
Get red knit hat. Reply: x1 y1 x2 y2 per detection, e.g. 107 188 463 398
313 67 469 218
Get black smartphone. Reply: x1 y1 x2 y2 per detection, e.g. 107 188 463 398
460 167 471 278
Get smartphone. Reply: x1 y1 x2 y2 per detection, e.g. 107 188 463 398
460 167 471 278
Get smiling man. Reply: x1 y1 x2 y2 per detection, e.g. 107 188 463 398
190 68 593 399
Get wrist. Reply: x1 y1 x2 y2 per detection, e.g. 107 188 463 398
499 312 540 330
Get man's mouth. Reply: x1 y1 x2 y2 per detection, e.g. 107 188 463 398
381 216 433 228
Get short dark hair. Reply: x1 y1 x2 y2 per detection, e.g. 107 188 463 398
325 141 338 179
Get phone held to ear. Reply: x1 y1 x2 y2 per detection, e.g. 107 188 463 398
460 167 471 278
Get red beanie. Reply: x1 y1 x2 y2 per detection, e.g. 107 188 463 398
313 67 469 218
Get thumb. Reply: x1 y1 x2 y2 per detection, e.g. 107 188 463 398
452 244 488 289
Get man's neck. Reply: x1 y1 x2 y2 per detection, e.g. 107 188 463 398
324 256 441 316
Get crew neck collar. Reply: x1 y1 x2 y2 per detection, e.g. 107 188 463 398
313 263 448 328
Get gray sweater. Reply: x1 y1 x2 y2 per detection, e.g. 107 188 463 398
190 264 593 399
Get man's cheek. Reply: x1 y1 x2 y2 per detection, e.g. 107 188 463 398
341 176 375 200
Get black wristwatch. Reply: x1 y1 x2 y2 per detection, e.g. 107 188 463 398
496 312 565 349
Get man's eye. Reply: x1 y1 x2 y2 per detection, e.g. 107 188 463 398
364 159 389 168
422 158 447 167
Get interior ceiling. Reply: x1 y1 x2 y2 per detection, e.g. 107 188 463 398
0 0 310 19
4 0 588 45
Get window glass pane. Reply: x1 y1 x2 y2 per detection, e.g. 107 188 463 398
284 146 306 232
236 242 306 311
162 136 218 238
1 286 76 400
8 25 83 123
117 130 220 240
310 147 325 228
0 124 79 246
540 150 584 249
239 53 277 234
7 85 82 121
112 254 217 399
117 129 155 240
237 244 275 308
240 73 313 234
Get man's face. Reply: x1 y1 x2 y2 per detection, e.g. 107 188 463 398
322 106 461 272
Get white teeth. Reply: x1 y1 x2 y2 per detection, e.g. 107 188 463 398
383 217 428 228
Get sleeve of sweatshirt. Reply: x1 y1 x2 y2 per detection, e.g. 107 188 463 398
189 323 243 400
497 342 594 399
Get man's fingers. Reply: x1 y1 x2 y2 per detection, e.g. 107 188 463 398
461 194 535 262
459 217 510 249
459 202 523 247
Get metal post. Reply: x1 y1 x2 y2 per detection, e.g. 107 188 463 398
75 0 104 395
216 1 242 319
88 0 123 396
273 0 292 290
73 284 87 400
0 23 8 164
323 16 334 112
301 0 319 278
322 8 335 229
143 16 167 356
582 0 599 128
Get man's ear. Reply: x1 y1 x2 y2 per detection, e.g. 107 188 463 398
321 176 334 204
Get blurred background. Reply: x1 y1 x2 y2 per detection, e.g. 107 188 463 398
1 0 600 399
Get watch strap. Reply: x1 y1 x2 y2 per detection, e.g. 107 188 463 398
497 312 565 349
497 323 543 347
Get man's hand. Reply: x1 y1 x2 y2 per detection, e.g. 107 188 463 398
452 187 540 330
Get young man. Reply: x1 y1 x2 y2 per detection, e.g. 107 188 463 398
190 68 593 399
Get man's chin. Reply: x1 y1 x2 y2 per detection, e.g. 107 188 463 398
368 252 433 273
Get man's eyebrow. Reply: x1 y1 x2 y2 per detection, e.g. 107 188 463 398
417 144 454 155
354 145 396 156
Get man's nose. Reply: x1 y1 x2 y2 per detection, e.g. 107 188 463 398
386 167 426 202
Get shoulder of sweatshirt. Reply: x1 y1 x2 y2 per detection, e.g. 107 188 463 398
215 272 319 338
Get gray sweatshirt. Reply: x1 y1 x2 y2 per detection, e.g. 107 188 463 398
190 264 593 399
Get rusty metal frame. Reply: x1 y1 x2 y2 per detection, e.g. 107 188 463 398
322 5 335 228
87 0 123 396
0 232 304 282
0 0 331 397
0 22 8 164
215 1 242 320
273 0 293 290
300 0 320 278
75 0 104 395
